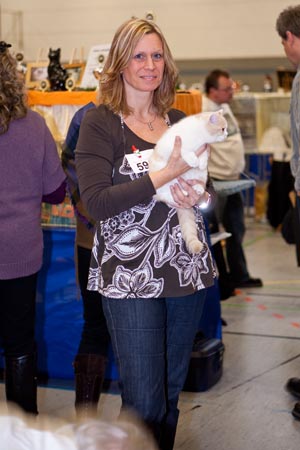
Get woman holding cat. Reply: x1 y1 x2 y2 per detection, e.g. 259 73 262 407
76 18 216 450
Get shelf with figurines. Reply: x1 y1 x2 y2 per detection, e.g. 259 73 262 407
23 45 109 93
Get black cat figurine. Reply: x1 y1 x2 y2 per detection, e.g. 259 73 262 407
47 48 68 91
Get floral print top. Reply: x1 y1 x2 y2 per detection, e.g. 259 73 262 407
76 104 216 299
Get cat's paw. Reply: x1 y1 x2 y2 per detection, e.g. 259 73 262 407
193 184 205 195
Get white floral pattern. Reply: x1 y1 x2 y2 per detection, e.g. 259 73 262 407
103 263 163 298
87 118 216 299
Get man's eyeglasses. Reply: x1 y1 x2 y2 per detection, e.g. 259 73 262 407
217 86 234 92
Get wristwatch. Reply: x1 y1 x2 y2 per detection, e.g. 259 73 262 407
198 192 211 210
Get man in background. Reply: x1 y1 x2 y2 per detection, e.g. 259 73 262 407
202 69 263 292
276 4 300 421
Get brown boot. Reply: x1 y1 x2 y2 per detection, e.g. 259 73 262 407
73 353 107 418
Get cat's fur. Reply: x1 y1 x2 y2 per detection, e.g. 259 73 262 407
148 110 227 254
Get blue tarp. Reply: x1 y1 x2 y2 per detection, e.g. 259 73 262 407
36 228 118 380
36 228 83 379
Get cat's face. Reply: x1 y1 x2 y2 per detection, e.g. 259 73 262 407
48 48 61 61
206 110 228 142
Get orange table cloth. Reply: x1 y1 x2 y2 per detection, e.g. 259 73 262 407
27 89 201 115
173 90 202 115
27 90 97 107
27 88 202 147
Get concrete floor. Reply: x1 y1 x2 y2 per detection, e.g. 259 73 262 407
0 218 299 449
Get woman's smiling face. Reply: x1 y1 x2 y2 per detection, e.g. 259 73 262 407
122 32 165 94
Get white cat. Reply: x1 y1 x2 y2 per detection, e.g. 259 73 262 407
148 110 228 254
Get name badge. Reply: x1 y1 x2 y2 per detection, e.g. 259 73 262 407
126 148 153 174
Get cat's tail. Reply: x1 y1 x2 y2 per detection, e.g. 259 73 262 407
176 208 203 254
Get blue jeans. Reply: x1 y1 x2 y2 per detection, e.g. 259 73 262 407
102 290 207 450
217 192 249 283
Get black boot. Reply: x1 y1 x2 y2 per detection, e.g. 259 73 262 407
292 402 300 420
73 353 107 418
286 378 300 398
5 353 38 415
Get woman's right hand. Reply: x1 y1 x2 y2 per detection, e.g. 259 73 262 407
166 137 208 178
149 136 208 190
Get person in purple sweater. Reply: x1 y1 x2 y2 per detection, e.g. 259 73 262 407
0 41 66 414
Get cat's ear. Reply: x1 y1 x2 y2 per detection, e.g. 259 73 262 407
209 112 220 124
209 109 224 124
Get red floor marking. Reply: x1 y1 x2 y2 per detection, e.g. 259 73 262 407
230 291 299 329
257 304 267 310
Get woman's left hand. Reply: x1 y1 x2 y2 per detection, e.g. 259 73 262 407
170 177 208 208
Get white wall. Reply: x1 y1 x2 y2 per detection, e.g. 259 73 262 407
1 0 299 62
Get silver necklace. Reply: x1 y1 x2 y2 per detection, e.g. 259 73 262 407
119 113 171 133
133 113 157 131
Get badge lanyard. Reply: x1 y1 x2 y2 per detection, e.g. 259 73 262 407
119 112 171 174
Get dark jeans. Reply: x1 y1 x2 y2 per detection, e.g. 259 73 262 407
102 290 207 450
217 192 250 283
0 273 38 356
204 208 234 293
76 245 110 356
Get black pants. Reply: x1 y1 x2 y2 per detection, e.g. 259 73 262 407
219 192 249 283
76 246 110 356
0 273 37 356
267 161 294 229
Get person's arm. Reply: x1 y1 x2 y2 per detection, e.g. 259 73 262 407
61 103 95 196
42 122 66 200
76 107 156 221
290 74 300 196
61 103 97 229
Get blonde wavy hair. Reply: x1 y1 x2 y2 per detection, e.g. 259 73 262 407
99 18 178 116
0 42 27 135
